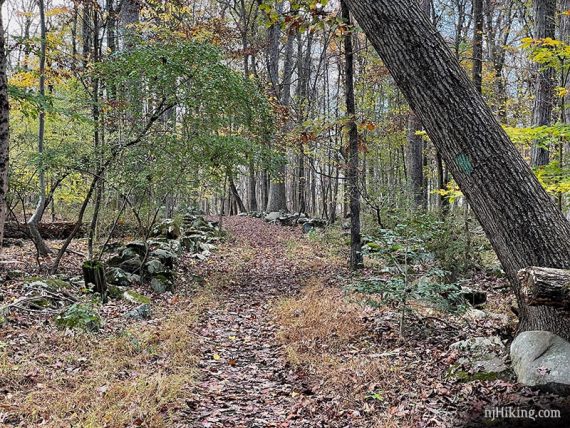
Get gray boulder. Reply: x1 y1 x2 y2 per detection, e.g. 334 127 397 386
181 236 196 252
106 267 140 287
265 212 281 222
123 290 151 304
151 219 181 239
451 336 504 353
510 331 570 394
125 304 152 320
151 276 173 293
302 223 315 234
449 336 508 379
145 259 168 276
120 247 140 261
125 241 148 258
119 255 143 274
149 249 177 268
278 213 300 226
158 240 182 255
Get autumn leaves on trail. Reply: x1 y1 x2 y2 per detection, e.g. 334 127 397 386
177 218 570 428
182 217 345 427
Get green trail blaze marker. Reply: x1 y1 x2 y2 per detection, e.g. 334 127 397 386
456 153 473 175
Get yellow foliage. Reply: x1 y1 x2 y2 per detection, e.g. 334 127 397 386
9 71 37 89
556 87 568 97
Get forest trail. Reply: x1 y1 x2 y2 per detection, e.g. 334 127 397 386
176 218 570 428
180 217 343 427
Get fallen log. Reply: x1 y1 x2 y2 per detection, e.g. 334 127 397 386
3 221 137 241
3 222 84 240
518 267 570 309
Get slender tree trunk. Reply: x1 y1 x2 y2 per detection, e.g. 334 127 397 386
239 1 257 213
248 159 258 212
0 1 8 250
345 0 570 339
560 0 570 123
28 0 51 256
266 1 282 97
88 7 102 260
472 0 484 93
407 0 430 210
531 0 556 167
408 113 426 209
81 1 92 67
343 1 363 270
119 0 140 50
268 28 296 212
298 150 306 213
229 174 246 213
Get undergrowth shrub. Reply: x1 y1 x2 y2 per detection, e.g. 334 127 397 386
55 302 101 332
363 210 494 280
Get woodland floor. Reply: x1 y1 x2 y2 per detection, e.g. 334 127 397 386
1 217 570 427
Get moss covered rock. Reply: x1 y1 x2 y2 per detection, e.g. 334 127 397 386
123 290 151 305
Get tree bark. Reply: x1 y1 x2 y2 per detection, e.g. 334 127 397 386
531 0 556 167
0 1 9 251
519 267 570 309
82 260 107 303
345 0 570 339
342 1 363 270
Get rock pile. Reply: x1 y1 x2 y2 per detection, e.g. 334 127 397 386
180 214 220 260
0 215 221 330
103 215 220 295
240 211 327 232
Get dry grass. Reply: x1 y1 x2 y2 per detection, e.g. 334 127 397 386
0 293 211 427
284 236 346 272
274 278 366 363
274 278 415 427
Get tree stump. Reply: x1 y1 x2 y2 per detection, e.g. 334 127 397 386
82 260 107 303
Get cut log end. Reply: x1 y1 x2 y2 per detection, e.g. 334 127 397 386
518 267 570 310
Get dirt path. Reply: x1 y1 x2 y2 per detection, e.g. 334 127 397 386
179 217 334 427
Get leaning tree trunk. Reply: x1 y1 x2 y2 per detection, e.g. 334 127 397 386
0 1 9 251
530 0 556 167
345 0 570 339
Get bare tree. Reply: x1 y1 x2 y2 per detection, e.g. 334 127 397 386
27 0 51 256
0 0 9 250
